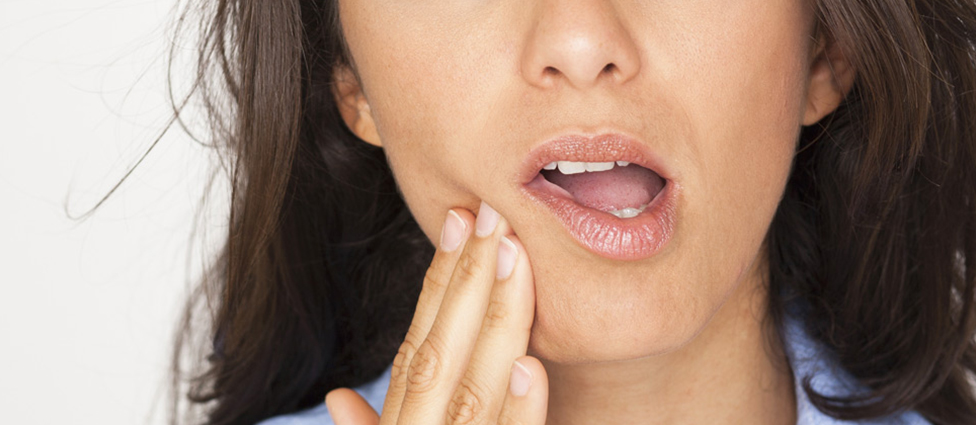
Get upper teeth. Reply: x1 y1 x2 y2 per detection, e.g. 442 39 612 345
543 160 631 175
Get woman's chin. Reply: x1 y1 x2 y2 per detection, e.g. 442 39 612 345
525 300 711 366
521 242 758 366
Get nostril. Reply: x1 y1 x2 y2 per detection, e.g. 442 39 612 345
535 63 623 87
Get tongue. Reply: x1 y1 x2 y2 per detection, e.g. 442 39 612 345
542 165 665 212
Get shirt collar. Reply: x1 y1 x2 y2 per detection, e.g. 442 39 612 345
782 305 930 424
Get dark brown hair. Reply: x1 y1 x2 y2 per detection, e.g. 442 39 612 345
167 0 976 424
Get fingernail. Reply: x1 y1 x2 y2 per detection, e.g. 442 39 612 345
440 210 466 252
496 236 517 280
475 202 500 237
510 360 531 397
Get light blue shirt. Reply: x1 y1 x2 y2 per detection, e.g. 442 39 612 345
258 310 932 425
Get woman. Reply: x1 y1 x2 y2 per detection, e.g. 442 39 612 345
171 0 976 424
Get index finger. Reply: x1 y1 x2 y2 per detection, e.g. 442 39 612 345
393 202 513 424
378 207 475 423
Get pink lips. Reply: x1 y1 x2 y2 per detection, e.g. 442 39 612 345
519 133 679 261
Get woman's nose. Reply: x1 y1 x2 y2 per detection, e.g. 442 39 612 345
520 0 641 90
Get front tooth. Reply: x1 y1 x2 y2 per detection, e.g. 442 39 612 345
609 204 649 219
618 208 641 218
616 161 630 167
585 162 615 172
557 161 587 174
543 162 558 170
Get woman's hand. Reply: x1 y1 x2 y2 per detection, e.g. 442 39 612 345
325 202 549 425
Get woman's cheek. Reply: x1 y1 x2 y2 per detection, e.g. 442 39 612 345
381 134 483 246
369 83 516 245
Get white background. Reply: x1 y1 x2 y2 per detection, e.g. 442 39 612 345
1 1 221 423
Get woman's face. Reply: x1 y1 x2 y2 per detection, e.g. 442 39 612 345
335 0 844 363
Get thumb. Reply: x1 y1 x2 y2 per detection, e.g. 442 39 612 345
325 388 380 425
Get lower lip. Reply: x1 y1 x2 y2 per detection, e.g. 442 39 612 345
523 175 678 261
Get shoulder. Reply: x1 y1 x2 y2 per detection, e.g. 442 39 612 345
782 308 932 425
257 364 394 425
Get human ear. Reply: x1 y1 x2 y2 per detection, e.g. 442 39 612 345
332 65 383 147
802 31 857 126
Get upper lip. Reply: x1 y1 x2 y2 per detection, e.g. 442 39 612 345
518 132 673 185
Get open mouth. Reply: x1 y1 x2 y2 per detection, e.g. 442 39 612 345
517 133 678 260
529 160 667 218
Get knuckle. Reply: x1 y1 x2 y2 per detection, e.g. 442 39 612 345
448 378 488 425
405 338 444 394
422 267 449 294
455 251 487 282
482 298 510 330
391 338 419 387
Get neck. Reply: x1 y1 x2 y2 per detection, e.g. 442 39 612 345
540 264 796 425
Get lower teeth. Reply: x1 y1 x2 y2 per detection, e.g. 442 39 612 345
608 203 649 219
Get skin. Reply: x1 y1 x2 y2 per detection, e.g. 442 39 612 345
327 0 855 423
